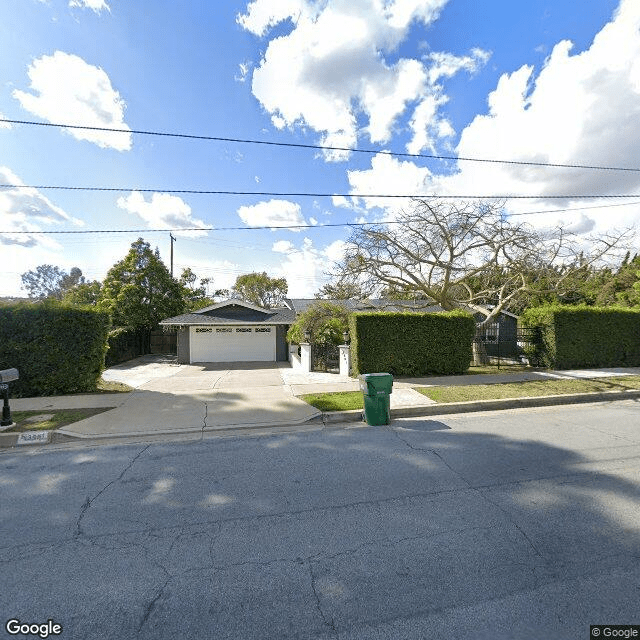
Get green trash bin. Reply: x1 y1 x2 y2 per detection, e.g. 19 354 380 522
359 373 393 426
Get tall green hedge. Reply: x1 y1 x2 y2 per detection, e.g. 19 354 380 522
0 302 111 397
520 305 640 369
348 310 475 376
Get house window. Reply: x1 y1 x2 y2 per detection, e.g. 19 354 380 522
236 327 252 333
216 327 232 333
255 327 271 333
195 327 213 333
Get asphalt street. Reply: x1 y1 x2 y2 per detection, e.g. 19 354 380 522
1 401 639 639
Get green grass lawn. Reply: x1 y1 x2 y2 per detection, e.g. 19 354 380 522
300 391 364 412
465 363 535 375
417 375 640 403
5 408 115 433
95 378 134 393
300 375 640 410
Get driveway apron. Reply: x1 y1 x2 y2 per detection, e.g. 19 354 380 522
59 362 320 439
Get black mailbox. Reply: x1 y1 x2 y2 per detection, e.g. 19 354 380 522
0 368 19 383
0 368 19 427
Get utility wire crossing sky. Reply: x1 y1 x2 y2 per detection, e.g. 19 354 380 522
1 0 638 297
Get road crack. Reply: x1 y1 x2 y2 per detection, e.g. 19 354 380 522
390 426 544 558
307 560 338 637
75 444 150 538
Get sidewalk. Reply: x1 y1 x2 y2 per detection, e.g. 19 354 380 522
3 363 640 445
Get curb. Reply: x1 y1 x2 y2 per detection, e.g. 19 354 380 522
320 389 640 424
1 389 638 448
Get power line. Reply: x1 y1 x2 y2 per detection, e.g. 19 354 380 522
2 182 640 201
2 117 640 173
2 199 640 235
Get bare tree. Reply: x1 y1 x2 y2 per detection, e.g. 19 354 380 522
331 198 631 327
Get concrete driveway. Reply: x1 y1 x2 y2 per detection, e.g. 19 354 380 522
61 358 322 439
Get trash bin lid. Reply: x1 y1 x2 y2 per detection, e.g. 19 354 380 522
359 373 393 394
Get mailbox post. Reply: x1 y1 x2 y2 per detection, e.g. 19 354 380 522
0 368 19 427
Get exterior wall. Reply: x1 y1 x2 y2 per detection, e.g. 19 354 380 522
176 327 190 363
289 346 302 369
475 314 519 357
276 325 289 362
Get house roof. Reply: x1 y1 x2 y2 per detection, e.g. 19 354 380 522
285 298 446 314
160 299 296 326
161 297 518 327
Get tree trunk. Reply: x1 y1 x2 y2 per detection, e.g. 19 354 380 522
472 340 489 366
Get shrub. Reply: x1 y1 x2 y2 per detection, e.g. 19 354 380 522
105 326 143 366
348 310 475 376
0 302 111 397
520 305 640 369
287 301 351 345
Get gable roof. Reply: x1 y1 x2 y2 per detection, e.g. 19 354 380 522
160 299 296 326
196 299 270 314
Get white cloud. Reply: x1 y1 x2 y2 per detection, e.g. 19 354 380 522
116 192 209 237
172 257 243 293
272 240 295 254
235 61 251 83
69 0 110 13
346 152 434 213
237 199 306 230
13 51 131 151
347 0 640 239
237 0 307 36
239 0 490 160
426 48 491 84
271 237 347 297
0 166 82 247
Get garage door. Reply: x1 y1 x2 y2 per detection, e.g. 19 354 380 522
190 326 276 362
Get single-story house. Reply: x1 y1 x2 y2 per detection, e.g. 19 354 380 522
160 297 519 364
160 300 295 364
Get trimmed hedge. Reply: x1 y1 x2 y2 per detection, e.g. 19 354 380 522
348 310 475 376
0 302 111 397
520 305 640 369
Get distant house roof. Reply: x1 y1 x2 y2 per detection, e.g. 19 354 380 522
160 299 296 326
284 298 446 314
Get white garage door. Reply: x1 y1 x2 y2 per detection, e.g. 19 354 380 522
190 326 276 362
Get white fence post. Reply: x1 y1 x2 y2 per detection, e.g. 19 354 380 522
339 344 351 377
300 343 312 373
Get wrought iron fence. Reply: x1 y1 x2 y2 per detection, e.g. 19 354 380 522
473 323 541 367
311 343 340 372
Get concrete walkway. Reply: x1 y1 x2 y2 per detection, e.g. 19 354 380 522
7 357 640 441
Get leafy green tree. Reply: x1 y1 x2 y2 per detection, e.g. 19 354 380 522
232 271 288 308
21 264 86 300
179 268 210 311
98 239 185 349
594 254 640 307
287 301 351 345
62 281 102 306
314 281 364 300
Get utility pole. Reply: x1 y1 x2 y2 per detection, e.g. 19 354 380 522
170 233 176 277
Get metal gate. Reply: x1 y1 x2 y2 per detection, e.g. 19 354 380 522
311 343 339 372
150 330 177 354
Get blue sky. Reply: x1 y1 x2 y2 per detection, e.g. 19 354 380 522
1 0 638 298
